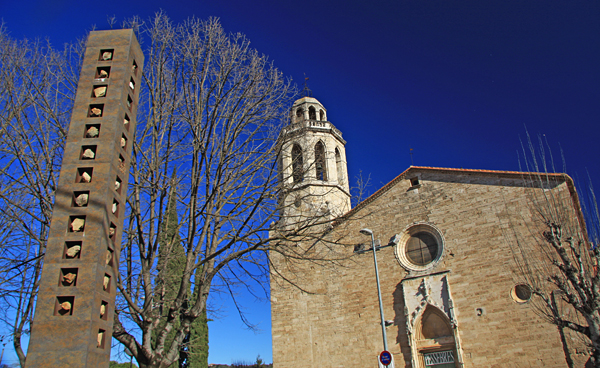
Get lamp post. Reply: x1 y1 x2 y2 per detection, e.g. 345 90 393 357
357 228 395 352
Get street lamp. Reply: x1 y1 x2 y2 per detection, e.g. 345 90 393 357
356 228 397 352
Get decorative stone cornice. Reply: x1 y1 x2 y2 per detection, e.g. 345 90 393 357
282 120 345 145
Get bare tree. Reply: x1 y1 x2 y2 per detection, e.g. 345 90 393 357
111 13 349 368
0 25 84 367
350 169 372 208
0 13 351 368
507 134 600 367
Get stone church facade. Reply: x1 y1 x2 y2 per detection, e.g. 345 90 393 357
270 96 585 367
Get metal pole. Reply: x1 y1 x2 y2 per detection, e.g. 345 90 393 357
370 232 389 352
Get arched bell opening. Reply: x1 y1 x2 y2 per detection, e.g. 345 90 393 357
314 141 327 181
308 106 317 120
295 108 304 122
335 147 344 185
291 144 304 183
414 305 458 368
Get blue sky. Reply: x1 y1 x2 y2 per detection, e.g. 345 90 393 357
1 0 599 365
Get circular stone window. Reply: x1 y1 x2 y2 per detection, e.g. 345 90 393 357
396 223 444 272
511 284 532 304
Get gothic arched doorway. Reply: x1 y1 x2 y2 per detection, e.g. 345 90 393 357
414 305 458 368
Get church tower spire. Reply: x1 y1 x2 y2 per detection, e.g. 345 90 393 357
278 96 351 222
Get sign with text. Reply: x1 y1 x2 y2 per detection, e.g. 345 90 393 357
424 350 455 366
379 350 392 366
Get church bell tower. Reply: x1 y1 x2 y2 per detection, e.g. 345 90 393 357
278 96 351 223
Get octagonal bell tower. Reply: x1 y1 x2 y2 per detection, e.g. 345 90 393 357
278 96 351 224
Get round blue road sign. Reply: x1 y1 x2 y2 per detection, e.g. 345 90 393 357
380 350 392 366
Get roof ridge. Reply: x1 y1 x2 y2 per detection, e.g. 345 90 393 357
336 166 569 225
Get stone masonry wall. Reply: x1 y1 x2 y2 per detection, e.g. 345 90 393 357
271 168 581 368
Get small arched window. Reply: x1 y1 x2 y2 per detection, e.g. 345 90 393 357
277 156 284 187
319 109 325 121
335 148 344 185
295 108 303 121
291 144 304 183
309 106 316 120
315 141 327 181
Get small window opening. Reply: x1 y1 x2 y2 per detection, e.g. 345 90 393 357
54 296 75 316
100 301 109 320
59 268 78 287
96 66 110 79
319 109 325 121
132 60 138 75
88 104 103 117
121 135 127 150
291 144 304 183
410 177 420 187
103 274 111 292
123 114 131 131
80 145 97 160
112 199 119 216
64 241 82 259
72 191 90 207
296 108 303 118
105 248 114 267
115 176 122 194
97 329 106 348
76 167 93 183
118 154 126 173
129 78 135 91
99 49 113 61
85 124 100 138
109 223 117 242
511 284 532 303
92 85 107 98
126 95 133 109
69 216 86 233
315 141 327 181
309 106 316 120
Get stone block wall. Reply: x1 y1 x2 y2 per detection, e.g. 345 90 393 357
271 168 583 367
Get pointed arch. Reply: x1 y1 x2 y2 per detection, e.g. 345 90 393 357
414 305 458 368
295 108 304 123
319 109 325 121
308 106 316 120
291 144 304 183
335 147 344 185
417 305 453 340
314 141 327 181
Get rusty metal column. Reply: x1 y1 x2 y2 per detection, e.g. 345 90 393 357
26 29 143 368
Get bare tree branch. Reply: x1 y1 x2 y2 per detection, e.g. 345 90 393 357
0 13 356 368
507 132 600 367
